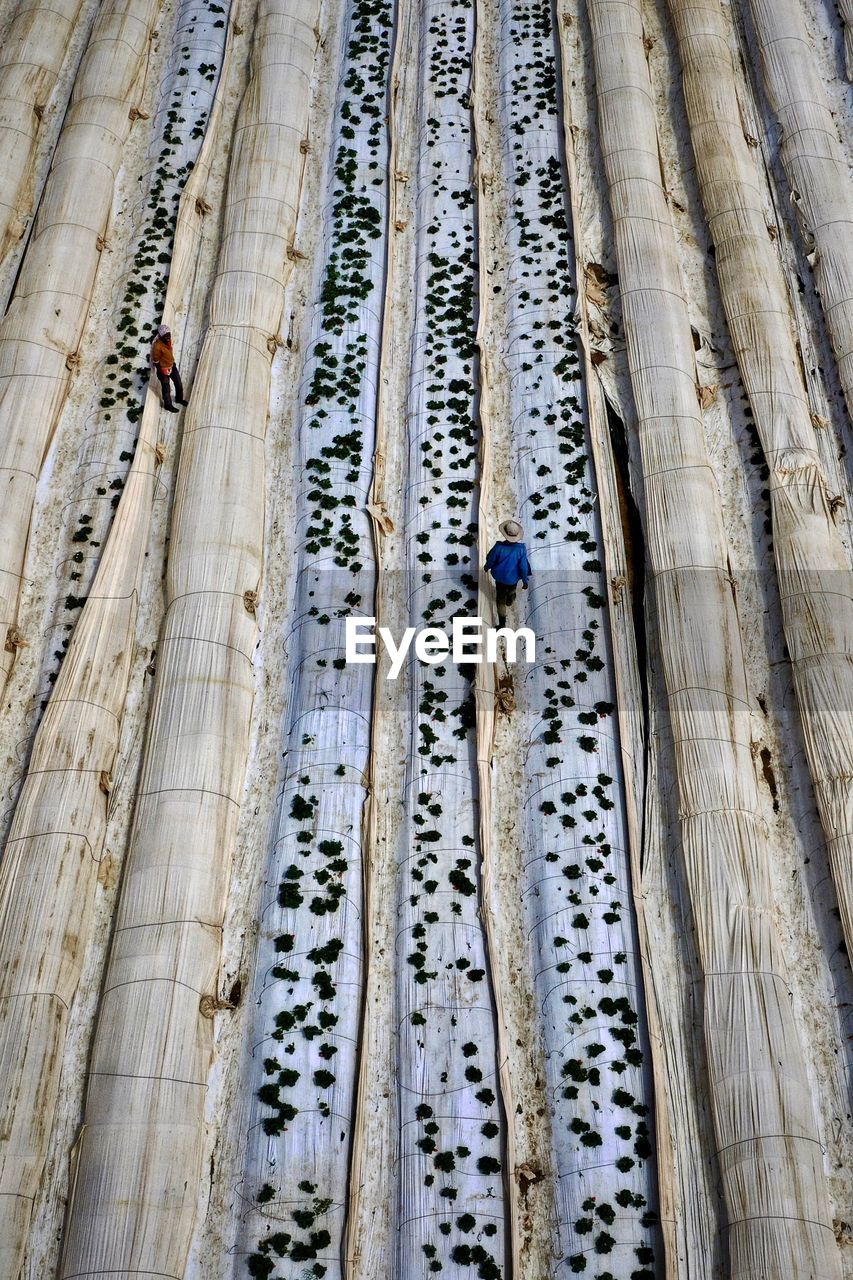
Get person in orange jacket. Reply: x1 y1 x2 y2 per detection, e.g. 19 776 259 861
151 323 188 413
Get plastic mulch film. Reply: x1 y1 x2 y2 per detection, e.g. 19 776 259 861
0 0 165 694
584 1 841 1277
740 0 853 423
235 2 394 1276
487 1 660 1275
57 5 320 1276
0 11 236 1275
0 0 87 278
668 0 853 1097
393 2 507 1275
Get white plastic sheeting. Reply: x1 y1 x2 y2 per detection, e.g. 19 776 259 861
0 0 164 693
489 2 659 1275
57 4 320 1275
0 0 87 271
742 0 853 423
668 0 853 1099
235 2 393 1275
585 1 841 1277
393 2 507 1275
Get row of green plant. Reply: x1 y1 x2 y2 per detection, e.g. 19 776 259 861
395 3 505 1277
495 1 657 1275
41 0 228 706
245 3 394 1276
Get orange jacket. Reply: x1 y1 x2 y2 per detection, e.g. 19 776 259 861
152 336 173 374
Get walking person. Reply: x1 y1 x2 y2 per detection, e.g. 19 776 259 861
151 323 188 413
485 519 531 627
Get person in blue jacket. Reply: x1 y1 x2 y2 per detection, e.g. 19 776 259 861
484 519 531 627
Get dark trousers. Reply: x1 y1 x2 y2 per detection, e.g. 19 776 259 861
157 365 184 409
495 581 517 624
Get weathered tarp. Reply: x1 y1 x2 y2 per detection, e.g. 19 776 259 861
670 0 853 1111
0 0 164 693
585 1 841 1276
744 0 853 423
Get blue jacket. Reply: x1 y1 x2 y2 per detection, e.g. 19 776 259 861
485 540 531 586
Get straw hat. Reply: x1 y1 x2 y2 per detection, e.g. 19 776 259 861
499 519 523 542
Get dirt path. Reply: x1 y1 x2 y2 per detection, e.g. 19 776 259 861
473 1 560 1274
